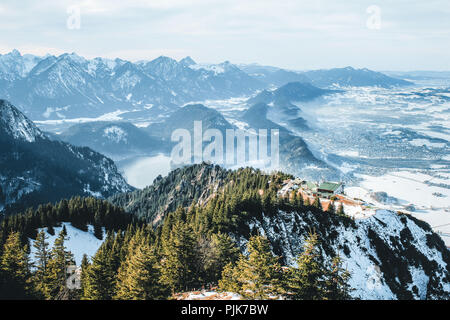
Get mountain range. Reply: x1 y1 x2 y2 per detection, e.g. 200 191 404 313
0 50 412 122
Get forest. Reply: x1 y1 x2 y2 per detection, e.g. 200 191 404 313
0 167 352 300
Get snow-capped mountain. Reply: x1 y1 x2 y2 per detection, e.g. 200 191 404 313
0 50 413 122
239 64 312 87
0 49 41 82
303 66 413 88
239 64 413 89
0 98 45 142
0 50 264 120
0 99 133 214
248 81 334 106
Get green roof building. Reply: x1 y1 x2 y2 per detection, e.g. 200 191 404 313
317 182 343 196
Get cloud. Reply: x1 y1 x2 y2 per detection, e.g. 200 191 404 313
0 0 449 70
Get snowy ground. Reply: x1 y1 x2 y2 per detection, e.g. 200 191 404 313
29 222 105 266
174 290 242 300
345 170 450 246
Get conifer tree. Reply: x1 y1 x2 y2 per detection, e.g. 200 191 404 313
160 220 197 293
337 203 345 216
0 232 31 299
115 243 168 300
324 255 352 300
80 254 90 293
313 196 322 210
327 201 336 214
304 197 310 206
218 261 241 293
285 232 327 300
296 192 304 208
32 229 51 298
46 228 74 299
82 243 116 299
236 236 282 299
205 233 240 283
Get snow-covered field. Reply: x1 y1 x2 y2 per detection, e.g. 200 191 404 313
344 170 450 246
29 222 105 266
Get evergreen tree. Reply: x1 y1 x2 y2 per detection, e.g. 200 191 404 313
205 233 240 283
82 244 116 300
80 254 90 294
218 261 241 293
115 243 168 300
0 232 31 299
324 255 352 300
313 196 322 210
32 229 51 298
46 228 74 299
233 236 282 299
285 232 327 300
337 203 345 216
327 201 336 214
160 220 197 293
304 197 310 206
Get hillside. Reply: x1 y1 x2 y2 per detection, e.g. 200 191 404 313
110 163 450 299
109 163 231 224
0 100 133 215
145 104 234 141
1 164 448 300
58 121 165 160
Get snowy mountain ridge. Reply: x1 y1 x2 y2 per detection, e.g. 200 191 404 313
0 99 45 142
246 208 449 300
0 50 263 120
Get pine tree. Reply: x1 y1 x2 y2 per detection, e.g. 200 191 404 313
285 232 327 300
296 192 304 208
304 197 310 206
206 233 240 283
313 196 322 210
32 229 51 298
46 228 74 299
80 254 90 293
159 220 197 293
82 244 116 300
327 201 336 214
324 255 352 300
218 261 241 293
115 243 168 300
0 232 31 299
236 236 282 299
337 203 345 216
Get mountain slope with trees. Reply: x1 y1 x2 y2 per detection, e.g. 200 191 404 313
1 164 448 300
0 100 133 215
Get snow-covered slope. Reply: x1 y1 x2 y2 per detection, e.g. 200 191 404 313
29 222 105 265
245 208 450 300
0 99 45 142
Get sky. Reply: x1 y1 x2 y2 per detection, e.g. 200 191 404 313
0 0 449 71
